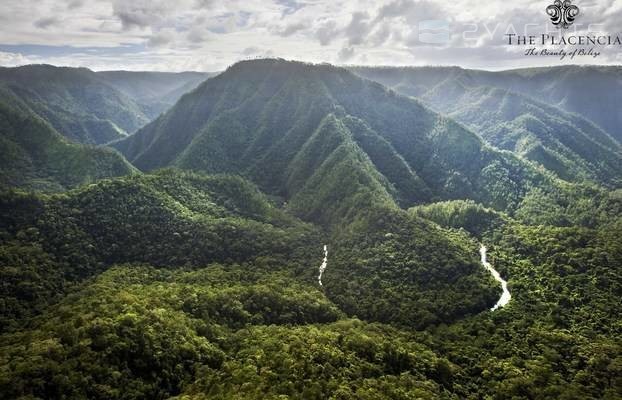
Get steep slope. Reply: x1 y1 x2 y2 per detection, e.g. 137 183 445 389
96 70 214 118
0 65 152 144
353 66 622 186
491 65 622 143
114 59 554 219
352 65 622 144
0 86 136 191
422 84 622 186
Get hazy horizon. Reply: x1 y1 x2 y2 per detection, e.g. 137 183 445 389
1 0 621 72
3 57 621 74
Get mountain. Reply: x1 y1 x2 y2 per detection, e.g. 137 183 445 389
0 65 213 145
1 170 620 400
351 65 622 144
0 86 136 191
1 59 622 400
490 65 622 143
0 166 498 330
113 59 558 221
421 83 622 186
351 66 622 133
351 66 622 186
0 65 150 144
1 59 505 335
96 70 214 118
0 166 503 399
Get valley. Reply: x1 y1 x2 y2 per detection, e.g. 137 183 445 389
0 59 620 400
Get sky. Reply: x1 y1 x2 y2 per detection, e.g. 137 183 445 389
0 0 621 72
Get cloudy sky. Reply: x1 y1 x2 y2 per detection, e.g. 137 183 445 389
0 0 620 71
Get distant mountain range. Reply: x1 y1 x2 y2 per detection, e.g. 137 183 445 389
0 85 136 191
352 65 622 187
0 65 212 145
351 65 622 141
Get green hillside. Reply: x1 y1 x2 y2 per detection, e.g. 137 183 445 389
0 65 152 144
422 84 622 186
0 65 213 146
351 65 622 144
0 265 456 400
408 197 622 399
0 169 496 333
0 86 136 191
352 66 622 186
114 59 560 221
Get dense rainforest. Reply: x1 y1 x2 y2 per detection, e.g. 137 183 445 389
0 59 621 400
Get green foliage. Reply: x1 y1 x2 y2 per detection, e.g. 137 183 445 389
0 88 136 191
352 66 622 187
410 199 504 236
0 170 321 332
0 65 149 144
179 319 456 400
325 207 499 328
417 214 622 400
113 59 561 225
352 65 622 146
0 265 454 400
2 60 622 400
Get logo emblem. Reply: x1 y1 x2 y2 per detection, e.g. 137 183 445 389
546 0 580 29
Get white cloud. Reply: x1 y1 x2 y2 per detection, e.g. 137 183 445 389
338 46 355 61
34 16 62 29
0 0 619 71
0 51 32 66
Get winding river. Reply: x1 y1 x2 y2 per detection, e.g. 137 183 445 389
318 244 328 286
480 245 511 311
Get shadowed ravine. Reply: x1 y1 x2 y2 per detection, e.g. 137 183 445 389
480 245 511 311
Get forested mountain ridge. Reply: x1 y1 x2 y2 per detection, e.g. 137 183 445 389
422 84 622 186
351 65 622 143
0 86 136 191
0 65 213 145
494 65 622 143
0 168 499 333
0 65 149 144
351 66 622 186
0 168 505 399
113 59 564 224
0 169 321 331
349 66 622 135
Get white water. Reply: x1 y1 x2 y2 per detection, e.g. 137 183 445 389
318 245 328 286
480 245 511 311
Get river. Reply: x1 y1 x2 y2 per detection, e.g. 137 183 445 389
318 244 328 286
480 245 511 311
